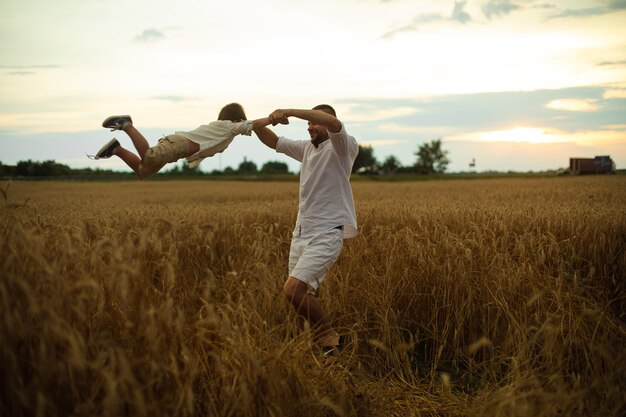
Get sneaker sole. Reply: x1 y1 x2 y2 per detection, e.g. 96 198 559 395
102 115 132 130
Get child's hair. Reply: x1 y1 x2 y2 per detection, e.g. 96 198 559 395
218 103 247 122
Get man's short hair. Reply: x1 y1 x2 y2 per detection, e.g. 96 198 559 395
218 103 247 121
313 104 336 117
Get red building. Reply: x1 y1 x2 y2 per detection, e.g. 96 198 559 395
569 155 615 175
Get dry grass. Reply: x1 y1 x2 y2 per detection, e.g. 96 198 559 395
1 177 624 417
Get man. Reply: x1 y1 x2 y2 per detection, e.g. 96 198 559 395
254 104 358 355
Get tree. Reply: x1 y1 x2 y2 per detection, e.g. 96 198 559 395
414 138 450 174
237 157 257 174
352 144 377 174
16 160 36 176
14 159 72 176
260 161 289 175
381 155 401 174
162 161 203 176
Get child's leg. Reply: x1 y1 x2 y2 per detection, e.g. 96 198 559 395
123 123 151 159
112 146 142 175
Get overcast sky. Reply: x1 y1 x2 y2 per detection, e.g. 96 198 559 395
1 0 625 173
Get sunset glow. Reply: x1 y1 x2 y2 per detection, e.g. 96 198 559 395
545 98 599 112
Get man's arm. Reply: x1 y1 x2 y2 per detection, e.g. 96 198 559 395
270 109 342 133
252 117 279 149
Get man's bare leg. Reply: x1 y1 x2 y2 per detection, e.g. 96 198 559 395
283 277 340 347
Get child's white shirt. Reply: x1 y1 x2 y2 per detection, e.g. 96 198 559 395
176 120 253 168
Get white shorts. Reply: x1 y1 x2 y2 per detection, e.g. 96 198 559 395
289 227 344 291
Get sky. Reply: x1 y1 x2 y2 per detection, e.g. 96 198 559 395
1 0 625 173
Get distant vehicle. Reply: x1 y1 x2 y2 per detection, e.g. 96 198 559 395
569 156 615 175
356 166 381 175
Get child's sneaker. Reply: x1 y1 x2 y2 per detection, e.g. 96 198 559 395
102 115 132 131
87 138 120 159
322 334 346 357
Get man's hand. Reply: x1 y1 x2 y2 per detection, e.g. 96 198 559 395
269 109 290 126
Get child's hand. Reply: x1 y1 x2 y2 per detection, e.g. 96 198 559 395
269 110 290 126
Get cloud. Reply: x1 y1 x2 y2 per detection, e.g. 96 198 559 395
565 129 626 146
609 0 626 11
0 64 60 76
452 1 472 23
604 89 626 99
150 95 194 102
381 1 471 38
546 1 626 19
545 98 600 112
7 71 35 76
134 28 165 43
344 106 419 122
341 85 624 135
380 25 417 39
532 3 557 10
0 65 60 69
547 6 605 18
598 60 626 67
482 0 520 19
381 13 444 38
382 0 525 37
456 127 571 144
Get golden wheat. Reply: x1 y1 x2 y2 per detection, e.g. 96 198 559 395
1 177 624 417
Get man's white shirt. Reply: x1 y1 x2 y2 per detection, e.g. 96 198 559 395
276 122 359 239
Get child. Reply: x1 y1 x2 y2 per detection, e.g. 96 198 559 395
89 103 271 179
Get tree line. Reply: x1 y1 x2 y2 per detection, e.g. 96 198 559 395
1 139 450 178
0 158 292 178
354 138 449 175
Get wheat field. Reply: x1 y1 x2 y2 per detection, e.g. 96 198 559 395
1 176 625 417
